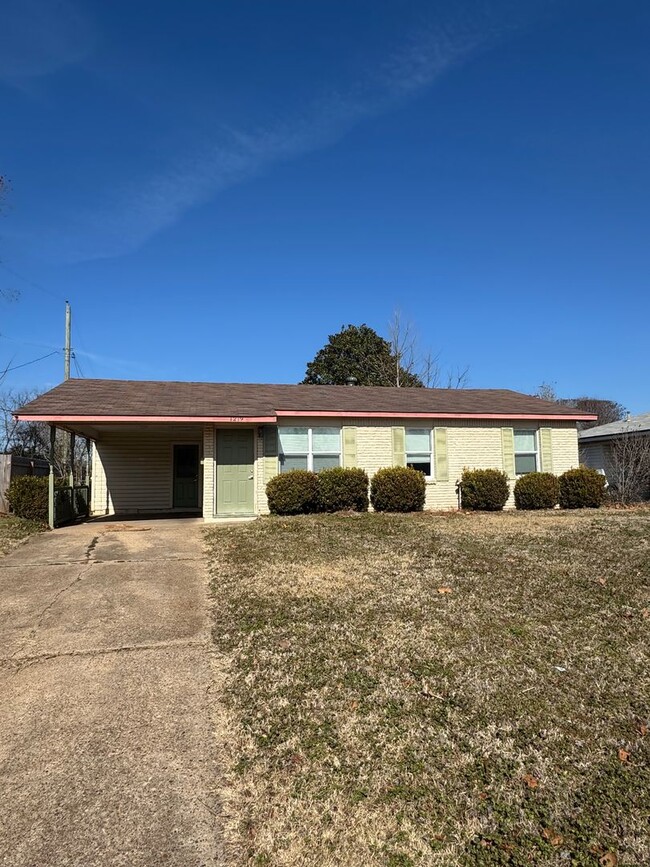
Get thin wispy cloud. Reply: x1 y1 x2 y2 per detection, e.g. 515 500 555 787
0 335 156 377
72 348 160 377
42 4 541 262
0 0 94 85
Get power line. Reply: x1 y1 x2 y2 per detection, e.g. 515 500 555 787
0 335 59 351
0 262 66 303
3 350 60 373
73 320 95 377
72 353 85 378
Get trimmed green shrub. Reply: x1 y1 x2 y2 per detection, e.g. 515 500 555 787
460 468 509 511
559 466 606 509
266 470 319 515
6 475 50 522
317 467 369 513
514 472 560 510
370 466 426 513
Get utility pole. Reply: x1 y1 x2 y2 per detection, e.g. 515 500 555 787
62 301 74 489
64 301 71 381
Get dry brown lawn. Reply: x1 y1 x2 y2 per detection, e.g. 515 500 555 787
0 515 43 556
205 508 650 867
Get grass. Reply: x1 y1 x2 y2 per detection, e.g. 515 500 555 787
205 509 650 866
0 515 44 556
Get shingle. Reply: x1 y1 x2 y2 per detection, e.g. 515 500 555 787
16 379 593 419
578 412 650 439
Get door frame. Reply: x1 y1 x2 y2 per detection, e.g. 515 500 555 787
170 441 202 511
214 427 256 517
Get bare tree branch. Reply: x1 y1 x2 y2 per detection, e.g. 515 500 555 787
446 365 471 389
387 309 470 389
606 430 650 504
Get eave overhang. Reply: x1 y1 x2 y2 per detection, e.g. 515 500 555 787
14 411 598 424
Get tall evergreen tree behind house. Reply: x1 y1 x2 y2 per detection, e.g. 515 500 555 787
302 324 424 387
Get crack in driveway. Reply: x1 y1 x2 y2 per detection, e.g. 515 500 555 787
0 556 203 568
35 564 88 627
3 637 211 672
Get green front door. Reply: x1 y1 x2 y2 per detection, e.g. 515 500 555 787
216 429 255 515
173 444 200 509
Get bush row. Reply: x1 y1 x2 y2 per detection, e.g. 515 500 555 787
266 466 426 515
460 466 606 511
268 465 607 516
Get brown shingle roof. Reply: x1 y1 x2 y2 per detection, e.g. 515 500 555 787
16 379 595 420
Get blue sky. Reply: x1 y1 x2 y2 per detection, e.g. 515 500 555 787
1 0 648 411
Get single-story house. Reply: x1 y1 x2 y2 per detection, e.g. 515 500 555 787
15 379 596 520
579 412 650 495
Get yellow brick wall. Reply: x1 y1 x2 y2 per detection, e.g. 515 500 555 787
206 418 581 517
548 425 580 474
255 428 268 514
202 424 215 518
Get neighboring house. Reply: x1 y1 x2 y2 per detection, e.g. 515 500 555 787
579 412 650 494
15 379 595 520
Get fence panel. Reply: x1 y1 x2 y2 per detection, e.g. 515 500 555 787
54 485 90 527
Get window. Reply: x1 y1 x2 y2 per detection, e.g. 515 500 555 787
279 427 341 472
514 429 538 475
406 428 432 477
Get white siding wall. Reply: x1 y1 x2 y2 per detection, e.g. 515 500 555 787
90 425 202 516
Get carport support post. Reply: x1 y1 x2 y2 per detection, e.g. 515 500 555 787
84 438 91 487
69 432 76 488
48 425 56 530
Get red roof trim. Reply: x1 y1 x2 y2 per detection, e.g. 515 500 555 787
275 410 597 421
14 414 277 424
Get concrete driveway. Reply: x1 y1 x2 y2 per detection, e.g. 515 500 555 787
0 520 221 866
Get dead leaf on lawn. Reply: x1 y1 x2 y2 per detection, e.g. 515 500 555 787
597 578 607 586
437 586 453 594
541 827 563 846
638 723 648 737
642 608 650 619
618 748 630 763
522 773 539 788
599 853 618 867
